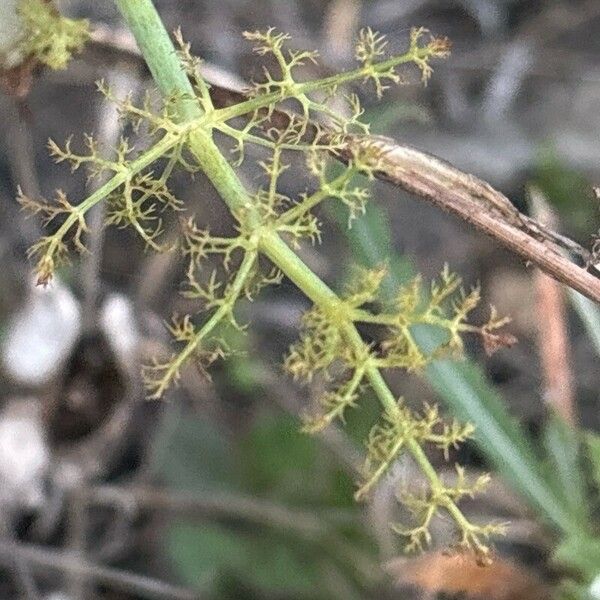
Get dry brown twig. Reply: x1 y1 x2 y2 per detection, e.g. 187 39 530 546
529 186 577 426
0 539 199 600
339 136 600 303
213 81 600 304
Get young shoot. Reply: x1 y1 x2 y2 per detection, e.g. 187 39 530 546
21 17 511 561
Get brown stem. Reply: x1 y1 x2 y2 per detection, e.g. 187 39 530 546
0 540 199 600
529 187 576 426
210 84 600 303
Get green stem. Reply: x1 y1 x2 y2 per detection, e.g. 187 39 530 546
257 230 340 305
114 0 201 122
277 168 358 225
148 249 257 398
259 232 473 523
213 50 435 123
351 307 479 337
187 129 254 218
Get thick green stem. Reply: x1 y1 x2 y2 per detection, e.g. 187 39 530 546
114 0 200 122
187 129 252 217
258 231 340 305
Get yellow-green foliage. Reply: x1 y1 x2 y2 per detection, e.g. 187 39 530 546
20 25 509 560
17 0 89 70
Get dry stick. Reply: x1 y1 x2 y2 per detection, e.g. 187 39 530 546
338 137 600 303
529 186 576 426
209 85 600 304
0 540 199 600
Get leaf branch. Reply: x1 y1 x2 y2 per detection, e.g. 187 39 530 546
204 84 600 304
20 131 180 283
144 249 257 398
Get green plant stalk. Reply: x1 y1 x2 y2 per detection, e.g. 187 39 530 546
187 130 255 219
254 233 483 538
149 250 257 399
115 0 479 538
278 168 359 226
114 0 200 122
212 50 436 123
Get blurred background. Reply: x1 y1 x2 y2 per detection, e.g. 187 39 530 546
0 0 599 598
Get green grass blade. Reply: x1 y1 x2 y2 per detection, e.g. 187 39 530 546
543 417 588 526
569 289 600 358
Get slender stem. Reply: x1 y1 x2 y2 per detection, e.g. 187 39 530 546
113 0 201 122
212 50 434 123
351 307 479 336
0 540 198 600
258 231 478 526
277 168 358 225
148 249 256 398
186 250 256 351
215 122 336 153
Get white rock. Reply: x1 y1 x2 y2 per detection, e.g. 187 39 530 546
100 293 139 366
0 398 49 512
2 279 81 386
590 575 600 599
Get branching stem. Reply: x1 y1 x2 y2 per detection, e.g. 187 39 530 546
212 50 435 123
109 0 499 554
38 131 180 281
277 168 359 225
258 232 474 526
114 0 201 121
147 249 257 399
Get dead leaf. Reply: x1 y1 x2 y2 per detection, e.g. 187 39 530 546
482 330 519 356
386 551 553 600
0 57 38 98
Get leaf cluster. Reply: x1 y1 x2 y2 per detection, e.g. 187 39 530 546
20 23 508 559
17 0 89 70
283 263 510 557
